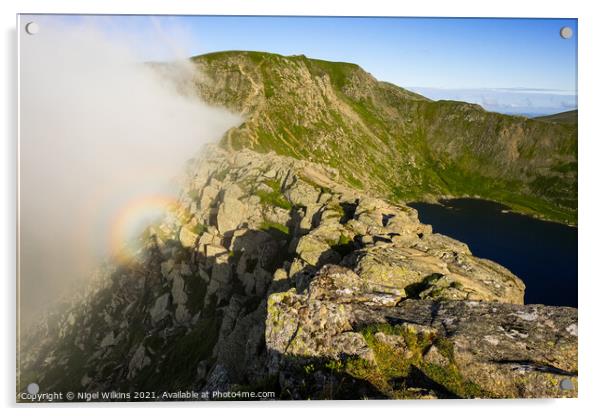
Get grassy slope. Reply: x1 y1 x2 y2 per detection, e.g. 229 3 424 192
191 51 577 224
534 109 578 125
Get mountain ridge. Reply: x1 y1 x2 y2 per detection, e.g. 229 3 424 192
189 50 577 224
534 109 578 125
18 146 577 400
17 51 578 401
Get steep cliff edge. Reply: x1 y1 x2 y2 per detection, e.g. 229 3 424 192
188 51 577 224
18 147 576 400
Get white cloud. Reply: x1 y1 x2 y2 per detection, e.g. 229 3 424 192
408 86 577 116
19 17 241 324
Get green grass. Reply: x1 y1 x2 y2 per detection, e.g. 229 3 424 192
534 109 578 125
254 179 293 210
213 169 228 182
190 223 207 235
196 50 577 226
325 233 355 257
259 220 289 236
316 322 496 399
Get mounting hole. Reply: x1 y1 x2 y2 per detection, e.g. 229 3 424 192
26 382 39 394
560 26 573 39
25 22 39 35
560 378 574 390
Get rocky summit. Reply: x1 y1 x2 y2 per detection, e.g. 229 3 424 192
18 146 577 400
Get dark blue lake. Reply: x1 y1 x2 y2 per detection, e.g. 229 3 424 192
408 198 577 307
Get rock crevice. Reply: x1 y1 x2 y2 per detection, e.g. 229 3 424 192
18 147 576 400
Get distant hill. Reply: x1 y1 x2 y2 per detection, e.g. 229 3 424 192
534 110 578 125
189 51 577 224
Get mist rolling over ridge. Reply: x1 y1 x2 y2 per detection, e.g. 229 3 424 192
19 19 241 324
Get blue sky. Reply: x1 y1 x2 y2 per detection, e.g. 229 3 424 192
31 15 578 115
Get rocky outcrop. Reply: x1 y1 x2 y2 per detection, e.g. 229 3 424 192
18 147 576 401
266 265 577 399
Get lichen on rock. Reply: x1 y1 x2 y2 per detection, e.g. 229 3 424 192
17 146 576 400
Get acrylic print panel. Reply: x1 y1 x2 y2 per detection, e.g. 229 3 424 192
17 14 578 402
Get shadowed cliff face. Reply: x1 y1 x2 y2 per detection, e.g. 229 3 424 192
18 147 576 400
189 51 577 224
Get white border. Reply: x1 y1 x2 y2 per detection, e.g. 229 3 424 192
2 1 601 415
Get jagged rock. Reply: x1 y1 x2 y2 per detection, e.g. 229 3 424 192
417 233 471 255
295 235 339 267
150 293 170 325
206 263 232 305
273 268 288 281
175 304 190 324
204 244 228 264
178 226 198 248
308 265 402 306
211 263 231 285
211 297 268 385
284 180 321 207
100 331 116 348
180 262 192 276
265 263 577 398
423 344 449 367
390 300 577 398
127 344 151 380
198 268 210 284
264 168 277 178
18 146 574 401
231 230 279 269
171 273 187 306
170 273 190 323
298 203 319 231
239 266 272 296
166 269 179 282
198 232 221 247
343 246 422 300
216 185 247 233
199 183 219 213
343 243 524 304
204 364 231 393
160 259 175 278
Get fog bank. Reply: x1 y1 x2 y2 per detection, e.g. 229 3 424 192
19 17 241 324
